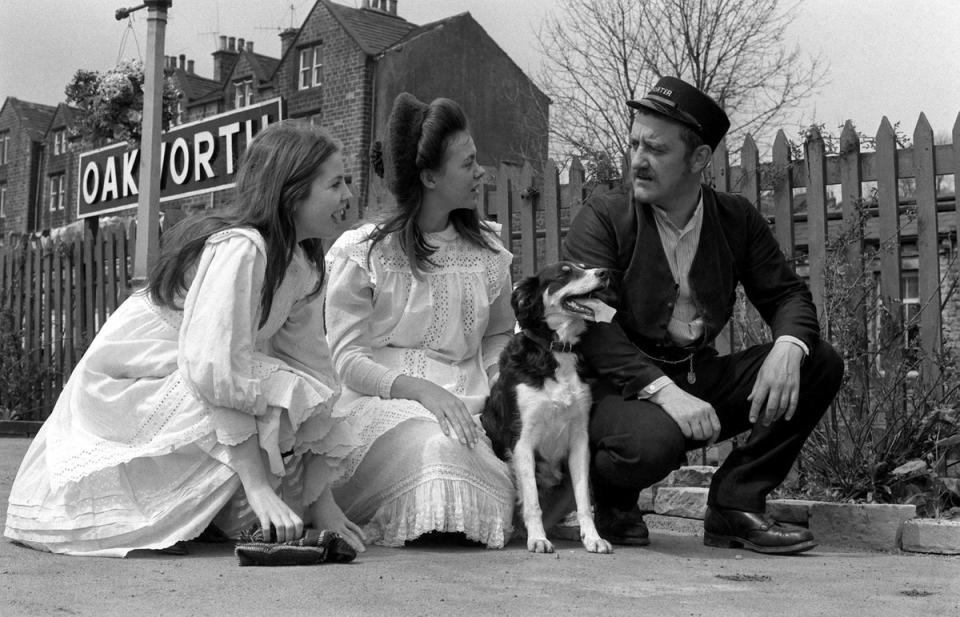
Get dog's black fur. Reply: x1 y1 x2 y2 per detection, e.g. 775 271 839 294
481 261 613 554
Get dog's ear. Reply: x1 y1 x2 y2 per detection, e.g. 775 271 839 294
511 275 542 328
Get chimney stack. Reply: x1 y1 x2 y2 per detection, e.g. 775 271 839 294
179 54 186 69
214 35 242 82
279 28 298 57
237 38 245 53
187 59 195 74
246 40 254 52
388 0 397 14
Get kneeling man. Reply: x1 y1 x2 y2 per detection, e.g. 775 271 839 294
563 76 843 554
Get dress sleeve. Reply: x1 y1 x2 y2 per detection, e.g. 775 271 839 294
179 233 268 417
324 235 402 398
271 292 338 392
481 253 515 375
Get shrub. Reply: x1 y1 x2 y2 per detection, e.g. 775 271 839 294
0 307 51 422
767 198 960 516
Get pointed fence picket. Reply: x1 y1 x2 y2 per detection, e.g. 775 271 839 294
1 222 134 422
2 112 958 423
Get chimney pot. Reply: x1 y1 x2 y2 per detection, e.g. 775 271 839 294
246 41 253 52
187 59 195 73
179 54 186 69
237 38 245 52
219 35 227 50
228 36 236 51
388 0 397 14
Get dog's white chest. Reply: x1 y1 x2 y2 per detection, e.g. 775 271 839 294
515 354 591 463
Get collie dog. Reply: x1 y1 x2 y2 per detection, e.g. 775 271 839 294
481 262 614 554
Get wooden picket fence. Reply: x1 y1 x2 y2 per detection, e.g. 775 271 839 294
484 114 958 402
0 222 134 422
1 113 957 424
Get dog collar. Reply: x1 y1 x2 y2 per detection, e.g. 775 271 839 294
522 330 575 353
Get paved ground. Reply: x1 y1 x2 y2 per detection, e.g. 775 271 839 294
1 436 959 617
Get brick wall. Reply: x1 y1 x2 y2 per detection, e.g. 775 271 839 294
0 104 30 233
276 2 372 216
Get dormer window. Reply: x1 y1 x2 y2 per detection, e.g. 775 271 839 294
53 129 67 155
234 79 254 108
299 45 323 90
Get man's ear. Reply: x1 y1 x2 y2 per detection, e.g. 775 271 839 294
690 144 713 174
420 168 437 188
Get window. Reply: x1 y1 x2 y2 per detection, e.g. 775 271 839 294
298 45 323 90
901 271 920 348
234 79 253 108
1 131 9 164
0 183 6 218
49 174 65 211
53 129 67 155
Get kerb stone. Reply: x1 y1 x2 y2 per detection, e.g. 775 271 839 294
900 518 960 554
654 487 709 520
767 499 820 525
809 503 916 551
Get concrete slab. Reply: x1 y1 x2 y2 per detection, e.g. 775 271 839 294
2 437 960 616
902 518 960 555
809 502 916 551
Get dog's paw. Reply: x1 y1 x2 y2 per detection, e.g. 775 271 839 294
582 534 614 554
527 537 555 553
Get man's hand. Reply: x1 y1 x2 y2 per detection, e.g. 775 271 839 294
651 383 721 444
748 340 804 426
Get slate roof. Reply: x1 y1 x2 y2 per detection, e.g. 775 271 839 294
5 98 57 141
172 68 221 101
323 0 416 55
244 52 281 84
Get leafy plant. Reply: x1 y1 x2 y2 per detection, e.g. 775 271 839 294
769 197 960 517
0 307 51 422
65 59 181 147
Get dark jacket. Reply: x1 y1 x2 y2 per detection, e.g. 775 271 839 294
562 184 819 398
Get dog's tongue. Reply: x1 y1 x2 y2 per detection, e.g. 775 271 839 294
574 298 616 323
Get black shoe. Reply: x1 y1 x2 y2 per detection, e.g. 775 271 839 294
703 506 817 555
595 504 650 546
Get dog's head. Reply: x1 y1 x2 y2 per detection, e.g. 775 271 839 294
512 261 611 342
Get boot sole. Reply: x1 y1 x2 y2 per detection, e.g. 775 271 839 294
703 531 817 555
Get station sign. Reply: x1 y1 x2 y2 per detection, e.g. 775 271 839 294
76 98 283 218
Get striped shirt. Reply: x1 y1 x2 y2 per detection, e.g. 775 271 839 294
651 196 705 347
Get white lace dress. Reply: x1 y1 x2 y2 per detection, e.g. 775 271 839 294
324 222 515 548
3 228 358 557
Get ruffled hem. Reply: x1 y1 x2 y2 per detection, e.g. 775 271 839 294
362 475 513 549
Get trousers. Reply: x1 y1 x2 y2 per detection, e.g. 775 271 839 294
589 339 843 512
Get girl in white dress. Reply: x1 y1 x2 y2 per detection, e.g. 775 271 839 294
325 93 515 548
4 121 366 556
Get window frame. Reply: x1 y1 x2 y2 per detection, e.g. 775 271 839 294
53 129 66 155
0 182 7 218
234 79 253 108
298 44 323 90
49 173 65 212
0 131 9 164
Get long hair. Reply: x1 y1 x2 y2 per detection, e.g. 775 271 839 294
368 94 496 277
147 121 341 327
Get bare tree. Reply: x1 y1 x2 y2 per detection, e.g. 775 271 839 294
537 0 828 179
